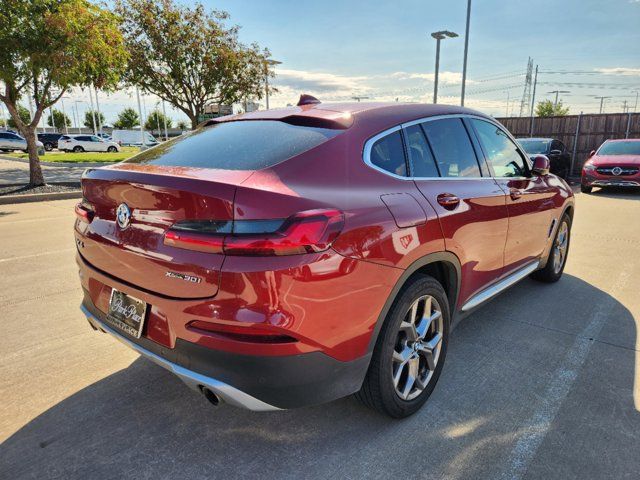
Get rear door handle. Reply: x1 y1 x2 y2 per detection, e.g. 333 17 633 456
436 193 460 209
509 188 523 201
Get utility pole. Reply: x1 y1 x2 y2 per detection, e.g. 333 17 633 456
135 87 145 147
94 86 103 136
88 87 97 135
161 99 169 141
49 106 55 132
519 57 533 117
60 97 69 134
460 0 472 106
595 96 611 114
529 65 538 137
622 100 628 113
505 90 510 117
264 59 281 110
74 100 83 132
634 91 639 112
431 30 458 104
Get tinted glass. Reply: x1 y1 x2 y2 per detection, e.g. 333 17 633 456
404 124 439 177
597 141 640 156
91 136 102 142
0 133 8 139
472 119 527 177
422 119 481 177
126 120 342 170
76 136 91 141
518 139 550 154
369 130 407 176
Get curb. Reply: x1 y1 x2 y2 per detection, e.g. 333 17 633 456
0 190 82 205
0 155 111 168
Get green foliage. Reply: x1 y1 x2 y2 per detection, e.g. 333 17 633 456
116 0 272 128
83 109 105 129
113 108 139 129
7 105 31 128
535 100 570 117
0 0 128 185
176 120 188 131
145 109 172 130
46 108 71 128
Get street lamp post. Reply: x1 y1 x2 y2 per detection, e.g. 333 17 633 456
60 96 70 134
460 0 472 106
74 100 83 132
264 59 281 110
430 31 458 104
548 90 570 106
595 96 611 114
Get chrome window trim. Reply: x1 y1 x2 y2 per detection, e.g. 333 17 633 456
362 113 518 181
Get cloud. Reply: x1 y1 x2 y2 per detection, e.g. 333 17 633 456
274 68 371 94
594 67 640 76
389 71 475 85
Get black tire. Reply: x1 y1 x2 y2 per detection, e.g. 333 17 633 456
355 274 450 418
73 146 84 153
107 146 117 152
44 142 53 151
531 213 571 283
580 184 592 194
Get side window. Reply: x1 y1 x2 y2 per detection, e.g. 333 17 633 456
0 133 8 139
471 119 527 178
551 140 564 152
77 136 90 141
421 118 481 177
369 130 407 177
404 124 439 177
91 136 102 142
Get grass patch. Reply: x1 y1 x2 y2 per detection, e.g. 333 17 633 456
5 146 139 163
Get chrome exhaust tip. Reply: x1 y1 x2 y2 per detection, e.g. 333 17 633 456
200 386 222 407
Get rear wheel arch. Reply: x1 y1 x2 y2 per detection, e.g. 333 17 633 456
366 252 461 353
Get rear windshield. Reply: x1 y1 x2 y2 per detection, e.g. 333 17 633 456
125 120 343 170
597 141 640 156
517 139 550 154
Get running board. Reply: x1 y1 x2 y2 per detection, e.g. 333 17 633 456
460 261 540 313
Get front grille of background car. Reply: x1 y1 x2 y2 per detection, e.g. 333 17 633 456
596 166 639 176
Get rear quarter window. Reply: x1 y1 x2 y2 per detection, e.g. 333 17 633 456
125 120 343 170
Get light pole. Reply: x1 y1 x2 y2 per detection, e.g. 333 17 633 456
633 91 639 112
87 87 97 135
135 87 145 147
74 100 83 132
60 96 70 134
264 59 281 110
460 0 472 106
94 86 103 136
547 90 570 106
430 30 458 104
161 99 169 141
595 96 611 114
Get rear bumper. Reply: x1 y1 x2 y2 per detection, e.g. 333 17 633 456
80 294 371 410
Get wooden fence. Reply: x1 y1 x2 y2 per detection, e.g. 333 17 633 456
496 113 640 177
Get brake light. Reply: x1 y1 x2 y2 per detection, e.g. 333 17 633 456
187 320 298 343
75 202 94 223
164 209 344 256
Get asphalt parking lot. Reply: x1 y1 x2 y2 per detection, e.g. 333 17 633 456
1 190 639 479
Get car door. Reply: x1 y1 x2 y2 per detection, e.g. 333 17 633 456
549 139 570 178
468 118 556 274
408 117 509 307
0 132 10 149
90 136 107 151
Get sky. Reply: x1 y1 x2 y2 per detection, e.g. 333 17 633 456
8 0 640 129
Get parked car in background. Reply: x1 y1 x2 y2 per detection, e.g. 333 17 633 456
581 139 640 193
76 100 574 418
111 129 159 147
37 133 63 151
517 137 571 179
0 131 45 154
59 134 121 153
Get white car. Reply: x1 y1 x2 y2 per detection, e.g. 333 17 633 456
59 134 121 153
0 131 45 154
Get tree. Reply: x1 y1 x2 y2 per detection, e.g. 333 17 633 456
46 109 71 129
535 100 570 117
145 109 172 131
116 0 272 129
177 120 188 131
7 105 31 129
83 109 105 130
0 0 127 185
113 108 139 129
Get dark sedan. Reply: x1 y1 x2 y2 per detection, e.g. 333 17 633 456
37 133 63 151
518 137 571 179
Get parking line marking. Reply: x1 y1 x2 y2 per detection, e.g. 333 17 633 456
0 248 75 263
499 270 631 480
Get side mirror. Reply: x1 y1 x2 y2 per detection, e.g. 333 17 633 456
549 149 562 156
589 150 596 157
532 155 550 176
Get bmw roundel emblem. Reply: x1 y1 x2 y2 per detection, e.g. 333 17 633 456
611 167 622 176
116 203 131 229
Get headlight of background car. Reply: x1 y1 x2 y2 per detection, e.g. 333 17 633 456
583 163 596 171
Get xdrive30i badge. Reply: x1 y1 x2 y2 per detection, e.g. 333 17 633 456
165 271 202 283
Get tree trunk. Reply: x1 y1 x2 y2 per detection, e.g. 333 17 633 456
23 129 45 186
189 113 199 130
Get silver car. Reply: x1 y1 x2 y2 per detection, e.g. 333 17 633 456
0 131 45 155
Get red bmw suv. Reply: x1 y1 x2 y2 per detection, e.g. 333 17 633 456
76 99 574 417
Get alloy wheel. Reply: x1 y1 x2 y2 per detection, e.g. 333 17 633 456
392 294 444 401
553 221 569 274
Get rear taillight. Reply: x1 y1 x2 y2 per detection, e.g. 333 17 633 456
164 209 344 256
187 320 298 343
75 202 94 223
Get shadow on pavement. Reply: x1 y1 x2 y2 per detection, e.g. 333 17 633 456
1 274 637 479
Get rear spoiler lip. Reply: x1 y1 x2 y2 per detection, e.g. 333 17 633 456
201 113 354 130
